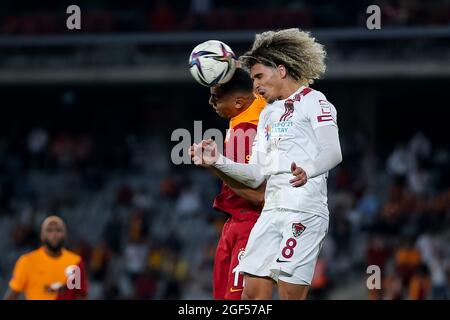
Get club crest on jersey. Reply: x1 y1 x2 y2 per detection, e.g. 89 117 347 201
292 222 306 238
279 99 295 121
278 87 313 122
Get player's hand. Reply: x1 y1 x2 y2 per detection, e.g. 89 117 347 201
289 162 307 187
190 143 207 167
191 139 219 167
188 145 195 158
201 139 220 165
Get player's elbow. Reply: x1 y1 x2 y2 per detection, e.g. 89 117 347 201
249 191 265 208
336 149 343 166
240 177 262 189
4 288 20 300
249 180 266 207
249 179 264 190
331 147 343 168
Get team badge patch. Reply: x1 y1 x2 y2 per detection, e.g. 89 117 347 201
292 222 306 238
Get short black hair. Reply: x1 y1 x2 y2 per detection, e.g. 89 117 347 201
217 68 253 96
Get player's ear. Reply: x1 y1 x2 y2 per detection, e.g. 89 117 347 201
278 65 287 79
234 97 245 110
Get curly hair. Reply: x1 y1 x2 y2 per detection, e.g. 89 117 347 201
240 28 326 84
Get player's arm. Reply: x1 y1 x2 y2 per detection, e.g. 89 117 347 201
209 166 266 207
191 117 267 188
191 139 266 189
290 95 342 187
4 255 27 300
290 125 342 186
3 288 20 300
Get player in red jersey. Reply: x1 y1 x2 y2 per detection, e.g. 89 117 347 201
190 68 266 299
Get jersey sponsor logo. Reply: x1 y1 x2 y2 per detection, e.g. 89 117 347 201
229 287 243 292
292 222 306 238
270 120 294 139
276 258 289 263
267 121 293 148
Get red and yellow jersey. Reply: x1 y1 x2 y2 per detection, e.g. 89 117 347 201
213 95 266 221
9 246 88 300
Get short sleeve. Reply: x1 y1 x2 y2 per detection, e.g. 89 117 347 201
9 255 28 293
304 92 338 130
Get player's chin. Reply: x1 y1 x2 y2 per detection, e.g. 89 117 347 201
215 109 226 118
264 94 276 104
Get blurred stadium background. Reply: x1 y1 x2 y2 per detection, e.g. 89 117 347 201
0 0 449 299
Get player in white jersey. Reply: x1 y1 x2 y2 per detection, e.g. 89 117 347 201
192 28 342 300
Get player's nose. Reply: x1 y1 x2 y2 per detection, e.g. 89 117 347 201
253 80 260 92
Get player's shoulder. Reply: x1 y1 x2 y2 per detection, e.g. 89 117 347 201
16 247 42 264
233 121 257 132
62 249 83 263
259 101 275 121
301 87 328 103
230 95 265 129
259 105 269 118
300 87 335 110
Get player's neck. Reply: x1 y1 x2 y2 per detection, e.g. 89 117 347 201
277 80 305 100
44 246 63 258
234 95 255 117
242 95 256 111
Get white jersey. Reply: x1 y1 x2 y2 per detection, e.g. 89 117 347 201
250 86 338 219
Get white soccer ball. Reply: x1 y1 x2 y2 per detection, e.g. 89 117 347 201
189 40 237 87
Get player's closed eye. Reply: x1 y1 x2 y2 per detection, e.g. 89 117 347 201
210 94 222 105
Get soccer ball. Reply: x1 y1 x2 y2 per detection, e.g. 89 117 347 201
189 40 237 87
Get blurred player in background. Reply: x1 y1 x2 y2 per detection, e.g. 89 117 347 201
193 28 342 300
3 216 88 300
190 68 266 299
